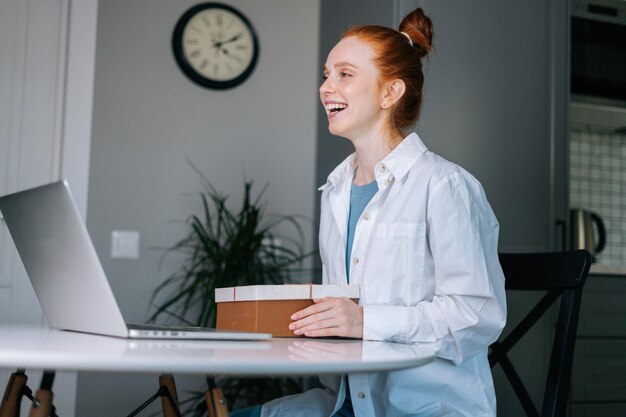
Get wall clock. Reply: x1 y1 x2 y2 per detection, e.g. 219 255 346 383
172 3 259 90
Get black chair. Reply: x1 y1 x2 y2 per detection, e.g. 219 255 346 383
489 250 592 417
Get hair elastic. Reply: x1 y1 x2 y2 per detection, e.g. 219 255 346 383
400 31 414 47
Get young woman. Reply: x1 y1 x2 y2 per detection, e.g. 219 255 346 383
233 7 506 417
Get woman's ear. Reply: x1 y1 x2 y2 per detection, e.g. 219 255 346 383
381 79 406 108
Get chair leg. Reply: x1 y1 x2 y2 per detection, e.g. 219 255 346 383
498 356 540 417
159 374 181 417
0 370 28 417
205 377 228 417
27 391 53 417
28 371 55 417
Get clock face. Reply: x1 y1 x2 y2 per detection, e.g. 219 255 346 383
172 3 259 89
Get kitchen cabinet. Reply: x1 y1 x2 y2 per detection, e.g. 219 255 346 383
570 273 626 417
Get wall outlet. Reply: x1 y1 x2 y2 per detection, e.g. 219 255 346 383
111 230 140 259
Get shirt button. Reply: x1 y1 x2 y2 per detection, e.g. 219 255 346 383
379 164 386 172
363 213 370 221
358 392 366 399
384 179 391 186
352 257 360 265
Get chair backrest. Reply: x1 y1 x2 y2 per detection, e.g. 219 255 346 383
489 250 592 417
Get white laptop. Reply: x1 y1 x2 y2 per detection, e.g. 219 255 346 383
0 180 271 341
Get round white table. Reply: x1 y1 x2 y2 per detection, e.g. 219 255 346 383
0 325 436 417
0 325 435 375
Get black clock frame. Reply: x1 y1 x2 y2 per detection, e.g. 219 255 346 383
172 2 259 90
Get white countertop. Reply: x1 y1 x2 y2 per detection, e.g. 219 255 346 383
589 264 626 276
0 325 435 376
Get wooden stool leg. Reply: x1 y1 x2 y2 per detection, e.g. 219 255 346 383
27 391 52 417
28 371 55 417
0 370 28 417
159 374 180 417
204 378 228 417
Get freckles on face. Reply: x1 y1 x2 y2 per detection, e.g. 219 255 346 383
319 37 385 138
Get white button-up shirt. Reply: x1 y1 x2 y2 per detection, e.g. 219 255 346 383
262 133 506 417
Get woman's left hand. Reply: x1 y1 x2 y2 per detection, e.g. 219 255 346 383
288 297 363 339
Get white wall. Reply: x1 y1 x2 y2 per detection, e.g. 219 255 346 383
78 1 320 415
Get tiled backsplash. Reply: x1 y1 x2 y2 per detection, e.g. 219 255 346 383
570 128 626 265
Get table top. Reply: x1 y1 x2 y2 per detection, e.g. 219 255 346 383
0 325 435 376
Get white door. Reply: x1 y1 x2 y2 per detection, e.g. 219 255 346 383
0 0 69 326
0 0 98 415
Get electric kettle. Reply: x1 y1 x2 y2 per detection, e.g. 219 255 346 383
569 208 606 259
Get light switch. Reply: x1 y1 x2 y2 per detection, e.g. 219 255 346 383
111 230 140 259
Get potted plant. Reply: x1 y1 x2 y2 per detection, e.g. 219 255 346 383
149 162 315 411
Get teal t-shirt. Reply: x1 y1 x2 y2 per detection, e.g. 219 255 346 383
339 179 377 415
346 180 378 281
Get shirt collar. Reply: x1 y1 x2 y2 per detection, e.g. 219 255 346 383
377 132 429 181
318 153 357 191
318 132 429 191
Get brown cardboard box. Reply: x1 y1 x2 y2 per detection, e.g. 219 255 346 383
215 284 360 337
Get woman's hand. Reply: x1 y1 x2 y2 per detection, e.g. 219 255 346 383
288 297 363 339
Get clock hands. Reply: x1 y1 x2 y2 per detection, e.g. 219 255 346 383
210 32 243 50
210 32 244 62
214 44 244 65
221 32 243 45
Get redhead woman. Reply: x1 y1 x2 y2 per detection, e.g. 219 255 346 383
232 7 506 417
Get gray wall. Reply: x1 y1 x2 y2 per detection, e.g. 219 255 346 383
79 1 320 415
413 0 569 253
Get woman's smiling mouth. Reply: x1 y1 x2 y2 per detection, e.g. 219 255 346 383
325 102 348 115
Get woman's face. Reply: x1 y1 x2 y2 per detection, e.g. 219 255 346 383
320 36 388 140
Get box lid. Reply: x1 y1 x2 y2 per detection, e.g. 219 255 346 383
215 284 360 303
